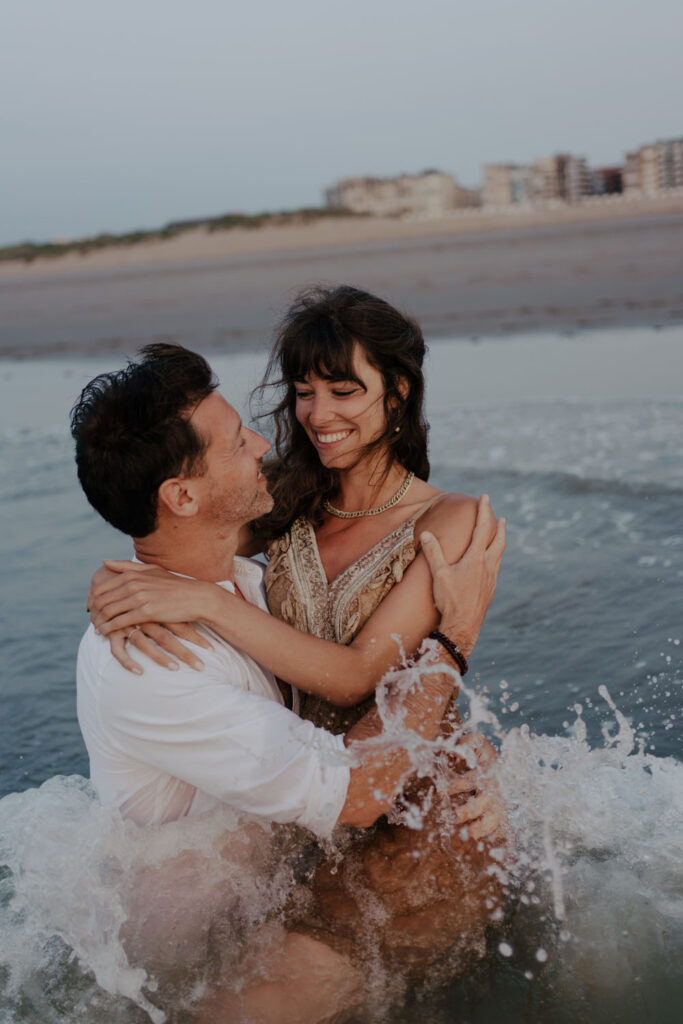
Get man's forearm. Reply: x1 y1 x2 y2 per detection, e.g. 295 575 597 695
337 650 456 828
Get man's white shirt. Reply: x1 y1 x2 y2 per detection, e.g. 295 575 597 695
77 557 350 836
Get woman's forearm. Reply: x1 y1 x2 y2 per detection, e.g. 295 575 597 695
202 586 384 705
91 566 397 701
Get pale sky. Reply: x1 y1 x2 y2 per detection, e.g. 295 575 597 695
1 0 681 244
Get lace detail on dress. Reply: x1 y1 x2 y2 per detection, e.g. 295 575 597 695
264 515 419 732
265 519 333 640
265 515 417 645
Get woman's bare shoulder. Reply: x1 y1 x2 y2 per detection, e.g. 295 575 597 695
415 492 483 562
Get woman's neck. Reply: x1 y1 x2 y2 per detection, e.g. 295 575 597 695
334 456 408 513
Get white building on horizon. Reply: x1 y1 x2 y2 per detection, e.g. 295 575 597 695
325 171 480 218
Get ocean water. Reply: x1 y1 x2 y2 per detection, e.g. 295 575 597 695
1 327 682 1022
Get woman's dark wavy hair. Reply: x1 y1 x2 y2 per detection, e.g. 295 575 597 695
252 285 430 545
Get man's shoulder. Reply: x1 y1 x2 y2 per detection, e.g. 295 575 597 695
77 624 115 681
77 622 261 704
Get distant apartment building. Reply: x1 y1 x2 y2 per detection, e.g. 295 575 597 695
483 153 592 207
624 138 683 195
562 154 592 203
623 151 641 193
482 164 532 206
640 145 661 196
530 153 592 203
326 171 479 218
658 138 683 190
591 166 623 195
530 156 562 202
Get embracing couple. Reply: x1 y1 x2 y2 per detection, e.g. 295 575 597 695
73 286 507 1022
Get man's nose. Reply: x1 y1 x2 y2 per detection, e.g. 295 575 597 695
247 427 270 458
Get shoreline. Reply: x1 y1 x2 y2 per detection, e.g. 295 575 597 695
2 201 683 359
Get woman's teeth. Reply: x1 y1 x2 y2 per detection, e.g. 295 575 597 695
316 431 350 444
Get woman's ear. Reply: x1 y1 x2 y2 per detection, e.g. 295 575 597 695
396 376 410 400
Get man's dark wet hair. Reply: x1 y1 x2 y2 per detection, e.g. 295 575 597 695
70 343 218 537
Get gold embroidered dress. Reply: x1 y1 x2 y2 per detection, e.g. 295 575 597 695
264 511 504 977
265 513 419 734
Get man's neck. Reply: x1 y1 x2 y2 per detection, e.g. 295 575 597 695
133 523 241 583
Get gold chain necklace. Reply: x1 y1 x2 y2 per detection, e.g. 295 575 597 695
323 472 415 519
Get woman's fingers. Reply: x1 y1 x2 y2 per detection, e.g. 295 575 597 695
91 575 178 625
488 516 507 561
137 623 205 670
90 574 131 603
128 628 179 671
91 576 159 620
108 622 207 673
470 494 495 549
89 573 146 616
420 530 448 575
165 621 213 651
92 593 150 630
91 562 164 604
87 564 117 608
110 630 144 675
103 559 153 573
90 560 149 598
97 610 148 635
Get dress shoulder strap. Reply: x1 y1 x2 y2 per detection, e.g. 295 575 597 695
412 492 449 550
415 491 448 519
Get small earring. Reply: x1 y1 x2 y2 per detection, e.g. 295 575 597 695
394 426 400 433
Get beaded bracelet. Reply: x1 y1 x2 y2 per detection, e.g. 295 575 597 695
428 630 469 676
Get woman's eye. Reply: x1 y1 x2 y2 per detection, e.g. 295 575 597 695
295 391 312 400
332 389 358 397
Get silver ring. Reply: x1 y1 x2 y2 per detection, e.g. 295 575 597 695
125 625 141 642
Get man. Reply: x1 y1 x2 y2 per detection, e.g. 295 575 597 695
71 343 505 1021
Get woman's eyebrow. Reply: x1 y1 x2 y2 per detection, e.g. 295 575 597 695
291 373 366 388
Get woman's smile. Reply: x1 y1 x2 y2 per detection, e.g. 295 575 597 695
314 429 352 447
295 345 388 466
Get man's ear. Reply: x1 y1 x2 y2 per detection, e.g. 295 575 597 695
157 477 201 519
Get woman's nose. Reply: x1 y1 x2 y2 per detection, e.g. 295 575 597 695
308 395 334 426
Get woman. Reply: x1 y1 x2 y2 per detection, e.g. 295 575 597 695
90 286 506 980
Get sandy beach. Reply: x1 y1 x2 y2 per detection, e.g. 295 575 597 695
2 198 683 357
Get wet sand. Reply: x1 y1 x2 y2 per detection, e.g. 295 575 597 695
2 202 683 357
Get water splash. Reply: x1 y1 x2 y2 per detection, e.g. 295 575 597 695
1 681 682 1022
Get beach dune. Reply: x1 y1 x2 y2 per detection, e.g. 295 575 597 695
2 203 683 357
